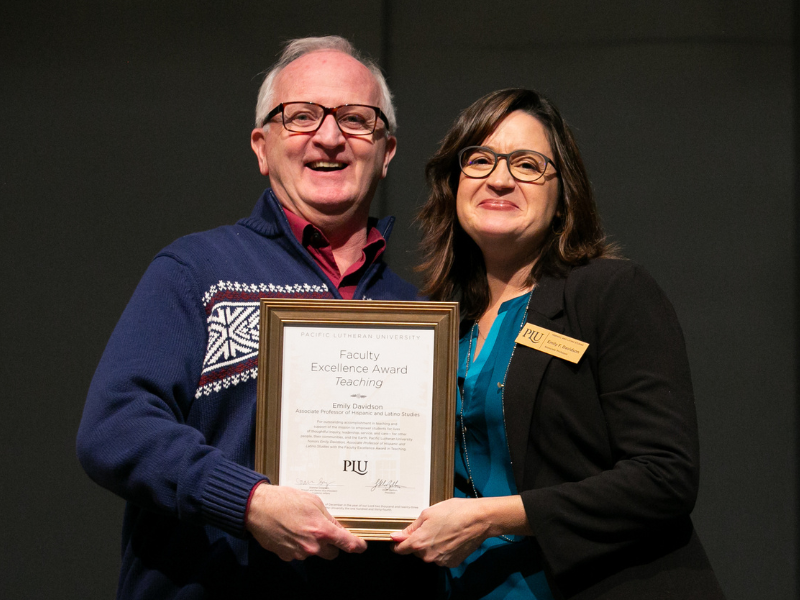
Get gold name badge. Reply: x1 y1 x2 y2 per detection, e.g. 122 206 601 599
515 323 589 364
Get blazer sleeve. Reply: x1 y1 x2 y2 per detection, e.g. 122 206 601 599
76 254 266 536
520 262 700 578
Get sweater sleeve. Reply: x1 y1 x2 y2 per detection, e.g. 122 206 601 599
521 263 700 578
76 254 266 536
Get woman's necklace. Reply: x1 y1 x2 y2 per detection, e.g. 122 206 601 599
458 288 534 544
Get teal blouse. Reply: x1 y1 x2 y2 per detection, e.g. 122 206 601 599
444 293 553 600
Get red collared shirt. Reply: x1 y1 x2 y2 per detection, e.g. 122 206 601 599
244 207 389 517
282 207 386 300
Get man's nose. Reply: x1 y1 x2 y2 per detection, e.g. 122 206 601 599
312 114 346 146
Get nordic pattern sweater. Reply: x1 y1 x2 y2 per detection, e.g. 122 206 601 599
77 189 421 599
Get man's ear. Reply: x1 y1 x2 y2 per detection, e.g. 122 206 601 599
380 135 397 179
250 128 270 177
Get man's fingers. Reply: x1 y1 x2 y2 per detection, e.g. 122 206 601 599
314 509 366 553
325 522 367 554
312 496 336 521
316 543 341 561
246 484 368 559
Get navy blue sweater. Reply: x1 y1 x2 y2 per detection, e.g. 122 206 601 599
77 190 428 599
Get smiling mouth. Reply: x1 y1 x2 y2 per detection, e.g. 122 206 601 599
479 200 518 209
307 161 347 171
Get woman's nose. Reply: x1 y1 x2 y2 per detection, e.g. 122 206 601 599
486 157 516 188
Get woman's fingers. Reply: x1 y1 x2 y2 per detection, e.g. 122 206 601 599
391 499 487 566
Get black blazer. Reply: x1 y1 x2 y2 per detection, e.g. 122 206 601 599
502 259 725 599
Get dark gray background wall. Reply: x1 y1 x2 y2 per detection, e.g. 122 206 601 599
1 2 796 598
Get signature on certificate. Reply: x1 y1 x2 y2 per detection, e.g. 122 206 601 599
370 478 410 492
296 478 336 489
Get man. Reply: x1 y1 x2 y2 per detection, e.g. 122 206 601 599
77 36 432 599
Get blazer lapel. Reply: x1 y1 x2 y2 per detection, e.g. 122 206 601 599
504 274 566 489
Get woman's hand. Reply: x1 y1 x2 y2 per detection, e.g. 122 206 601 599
391 496 530 568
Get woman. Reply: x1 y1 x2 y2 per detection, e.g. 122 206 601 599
391 89 725 599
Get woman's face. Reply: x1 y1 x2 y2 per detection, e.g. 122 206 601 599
456 110 560 261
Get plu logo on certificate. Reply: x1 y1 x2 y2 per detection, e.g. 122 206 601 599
344 460 369 475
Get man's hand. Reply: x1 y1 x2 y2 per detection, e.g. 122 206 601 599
245 482 367 561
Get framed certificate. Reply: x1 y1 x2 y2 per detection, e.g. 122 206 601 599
255 299 458 540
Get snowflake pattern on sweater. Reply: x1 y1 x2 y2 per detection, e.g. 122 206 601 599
195 280 331 398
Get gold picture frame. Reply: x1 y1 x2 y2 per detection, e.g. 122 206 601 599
255 299 458 540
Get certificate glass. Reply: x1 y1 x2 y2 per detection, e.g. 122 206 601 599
255 300 458 540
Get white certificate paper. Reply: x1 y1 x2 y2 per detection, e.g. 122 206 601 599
279 324 435 519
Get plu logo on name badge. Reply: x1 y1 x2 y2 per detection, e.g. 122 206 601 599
515 323 589 364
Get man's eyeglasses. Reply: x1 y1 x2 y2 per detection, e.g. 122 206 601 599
458 146 558 182
264 102 390 135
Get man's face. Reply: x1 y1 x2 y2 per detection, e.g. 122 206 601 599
251 51 396 228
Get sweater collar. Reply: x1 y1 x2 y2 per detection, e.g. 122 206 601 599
238 188 396 242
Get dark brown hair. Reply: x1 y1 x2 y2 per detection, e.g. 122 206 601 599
417 88 618 320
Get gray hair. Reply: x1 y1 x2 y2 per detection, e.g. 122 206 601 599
254 36 397 132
